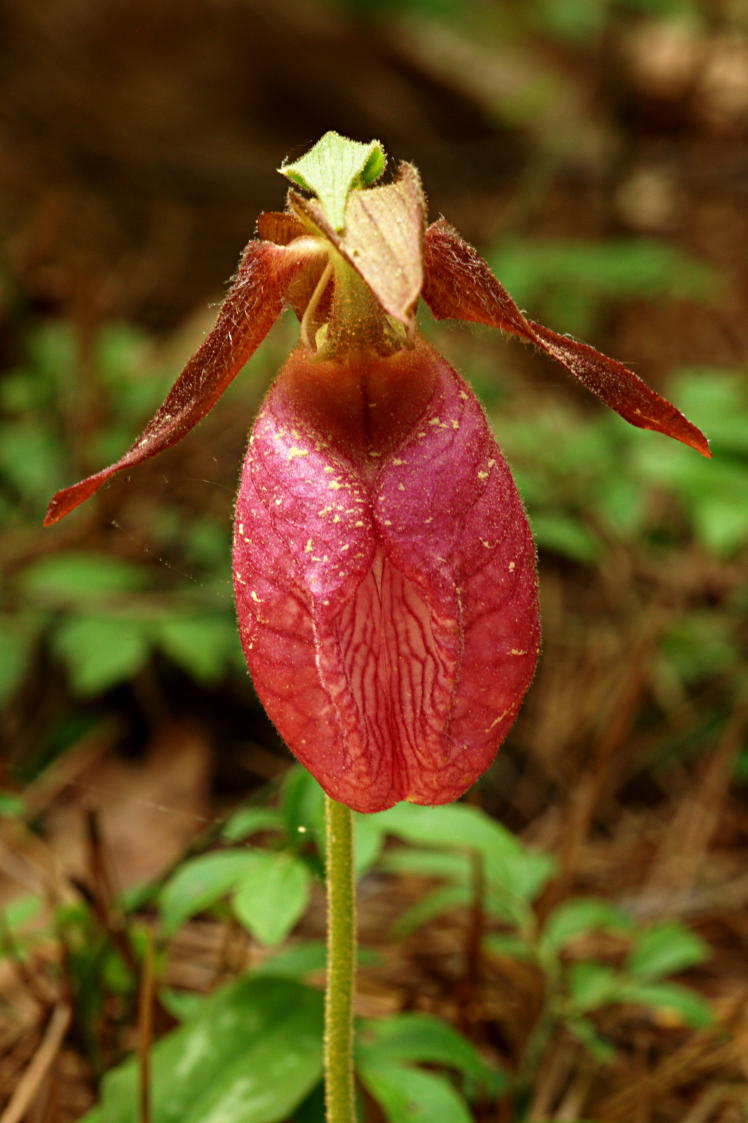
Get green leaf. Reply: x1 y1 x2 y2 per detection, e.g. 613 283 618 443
393 885 471 937
617 981 714 1029
360 1064 473 1123
252 940 379 980
52 615 151 695
565 1016 616 1063
358 1014 507 1094
233 852 310 946
0 790 26 818
1 894 42 932
222 807 283 843
375 803 553 907
0 618 37 704
81 976 323 1123
540 898 633 957
252 940 327 979
20 553 147 602
281 766 326 854
484 933 533 961
373 802 520 862
280 131 386 231
155 613 237 684
159 851 261 936
531 511 603 564
626 923 710 980
567 962 623 1012
353 812 386 874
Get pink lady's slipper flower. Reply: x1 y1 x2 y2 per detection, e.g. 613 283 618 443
45 134 709 813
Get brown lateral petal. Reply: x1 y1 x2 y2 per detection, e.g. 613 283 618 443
44 238 315 526
290 162 426 327
423 219 710 457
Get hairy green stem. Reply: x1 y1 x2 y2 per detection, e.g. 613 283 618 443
324 795 357 1123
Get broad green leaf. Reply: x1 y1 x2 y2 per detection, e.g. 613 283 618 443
82 975 323 1123
233 851 310 946
155 614 237 684
393 885 471 937
360 1063 473 1123
281 767 325 855
52 615 151 695
540 898 633 957
358 1014 507 1094
373 803 521 862
252 941 379 980
160 850 262 936
1 894 42 931
380 848 472 882
353 812 386 874
484 933 533 961
222 807 283 843
617 981 713 1029
565 1016 616 1063
252 941 327 979
626 923 709 980
0 620 36 704
280 132 386 231
567 962 623 1012
531 511 602 564
0 790 25 818
20 553 146 601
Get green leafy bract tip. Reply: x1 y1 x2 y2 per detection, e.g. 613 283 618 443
279 131 386 232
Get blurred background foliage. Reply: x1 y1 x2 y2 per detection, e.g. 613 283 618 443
1 0 747 1119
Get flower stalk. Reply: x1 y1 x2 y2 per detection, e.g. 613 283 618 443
324 795 357 1123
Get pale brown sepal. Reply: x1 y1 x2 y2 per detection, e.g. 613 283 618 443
290 162 426 328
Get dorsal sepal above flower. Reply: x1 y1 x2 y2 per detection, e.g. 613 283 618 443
279 131 386 233
422 219 711 458
290 162 426 330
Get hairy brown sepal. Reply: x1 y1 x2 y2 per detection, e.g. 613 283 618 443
423 220 710 457
44 239 310 526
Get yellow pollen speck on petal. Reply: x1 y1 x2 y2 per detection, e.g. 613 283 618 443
481 539 493 548
333 514 341 523
417 431 426 438
508 560 516 571
368 450 381 458
234 571 245 584
328 480 343 490
392 457 405 466
318 505 333 517
428 418 441 426
238 522 245 535
451 419 460 430
304 539 313 553
485 707 511 733
341 544 350 551
383 519 392 526
459 390 468 400
287 446 309 462
509 648 528 656
355 520 364 527
250 590 262 603
488 459 496 468
398 483 405 491
477 470 489 480
424 516 433 524
324 465 334 473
